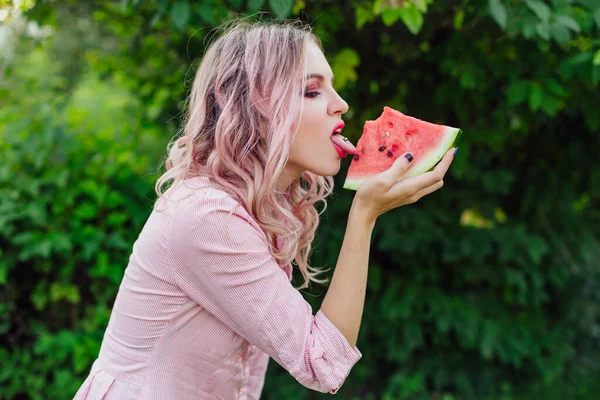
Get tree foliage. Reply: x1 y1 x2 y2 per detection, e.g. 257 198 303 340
1 0 599 398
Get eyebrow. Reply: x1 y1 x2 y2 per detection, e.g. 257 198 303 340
305 73 334 83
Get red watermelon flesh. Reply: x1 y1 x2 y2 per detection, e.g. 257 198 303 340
343 107 462 191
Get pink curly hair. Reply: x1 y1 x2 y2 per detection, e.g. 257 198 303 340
154 18 334 290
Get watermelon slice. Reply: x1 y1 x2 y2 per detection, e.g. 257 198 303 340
343 107 462 191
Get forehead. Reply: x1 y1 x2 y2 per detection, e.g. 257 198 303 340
304 41 333 80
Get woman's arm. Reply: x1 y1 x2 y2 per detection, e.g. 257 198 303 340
320 205 374 349
321 148 456 349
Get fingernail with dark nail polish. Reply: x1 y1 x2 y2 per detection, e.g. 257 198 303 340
405 153 414 162
454 147 459 157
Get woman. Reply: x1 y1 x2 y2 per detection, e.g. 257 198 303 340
74 18 455 399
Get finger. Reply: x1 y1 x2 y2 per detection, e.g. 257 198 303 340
431 147 456 176
387 148 456 195
409 179 444 203
387 173 438 198
378 152 414 188
408 147 456 188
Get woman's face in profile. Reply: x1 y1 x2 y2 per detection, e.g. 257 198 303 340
285 41 350 180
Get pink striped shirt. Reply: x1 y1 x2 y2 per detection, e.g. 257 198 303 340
73 176 362 399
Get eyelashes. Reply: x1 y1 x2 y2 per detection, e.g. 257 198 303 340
304 91 320 98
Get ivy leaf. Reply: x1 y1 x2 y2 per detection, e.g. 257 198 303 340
170 1 190 31
247 0 266 13
489 0 507 29
527 0 552 22
269 0 294 19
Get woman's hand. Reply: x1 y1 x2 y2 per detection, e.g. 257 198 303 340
352 148 456 223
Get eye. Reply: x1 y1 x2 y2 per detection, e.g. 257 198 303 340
304 91 320 98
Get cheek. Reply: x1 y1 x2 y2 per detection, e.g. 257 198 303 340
294 128 322 157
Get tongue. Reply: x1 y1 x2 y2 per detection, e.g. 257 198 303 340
330 134 356 155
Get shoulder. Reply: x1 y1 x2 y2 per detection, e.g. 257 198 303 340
170 177 264 242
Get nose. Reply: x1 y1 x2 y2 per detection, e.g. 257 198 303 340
328 91 349 116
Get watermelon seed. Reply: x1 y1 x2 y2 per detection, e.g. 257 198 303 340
385 131 390 137
387 151 393 157
353 154 359 161
378 145 386 151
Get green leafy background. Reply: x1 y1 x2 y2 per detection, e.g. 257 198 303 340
1 0 599 399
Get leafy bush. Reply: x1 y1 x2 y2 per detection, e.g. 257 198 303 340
1 0 599 399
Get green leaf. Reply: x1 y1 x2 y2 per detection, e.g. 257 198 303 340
550 21 571 43
247 0 266 12
593 50 600 66
399 6 424 34
381 7 401 26
120 0 133 12
526 0 552 22
454 9 465 30
507 80 529 105
545 79 569 97
593 65 600 86
480 320 498 359
411 0 428 13
356 6 374 29
529 82 544 111
489 0 507 29
155 0 169 14
595 8 600 28
227 0 244 9
196 3 216 25
535 21 551 40
269 0 294 19
0 262 7 285
577 0 599 9
550 0 569 9
373 0 387 15
558 52 593 78
331 48 361 90
73 202 98 220
521 15 538 38
170 1 190 31
526 236 549 264
555 14 580 32
540 93 563 116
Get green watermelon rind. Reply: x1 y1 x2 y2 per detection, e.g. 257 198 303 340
343 127 462 191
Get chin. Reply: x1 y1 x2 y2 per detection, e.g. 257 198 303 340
307 160 342 177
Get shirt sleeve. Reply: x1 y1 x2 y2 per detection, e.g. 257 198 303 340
168 195 362 394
